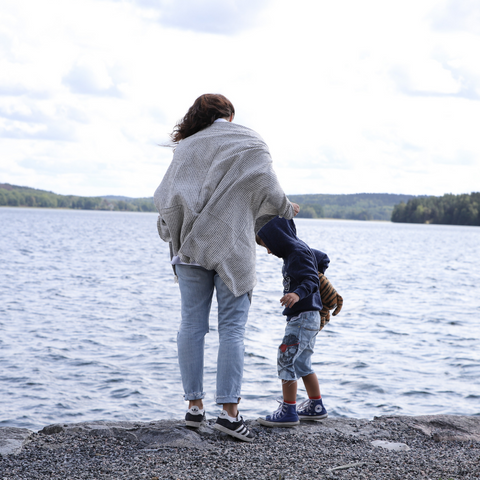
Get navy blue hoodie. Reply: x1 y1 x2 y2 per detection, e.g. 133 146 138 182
313 249 330 275
257 217 323 318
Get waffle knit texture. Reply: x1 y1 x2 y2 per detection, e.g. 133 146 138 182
154 121 294 297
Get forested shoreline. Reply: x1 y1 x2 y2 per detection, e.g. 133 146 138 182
289 193 415 221
0 183 157 212
2 183 479 226
391 192 480 226
1 184 413 221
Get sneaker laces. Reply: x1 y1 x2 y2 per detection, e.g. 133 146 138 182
272 400 289 419
297 399 312 411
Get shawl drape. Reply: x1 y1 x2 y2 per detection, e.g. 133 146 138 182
154 121 294 296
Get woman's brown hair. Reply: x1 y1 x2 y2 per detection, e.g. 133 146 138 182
170 94 235 143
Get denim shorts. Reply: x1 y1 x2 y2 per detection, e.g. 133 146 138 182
277 310 321 381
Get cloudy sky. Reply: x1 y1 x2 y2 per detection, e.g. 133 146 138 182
1 0 479 198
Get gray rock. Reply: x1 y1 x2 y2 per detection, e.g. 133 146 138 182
38 419 212 449
2 414 480 456
375 414 480 442
1 414 480 480
0 427 32 456
371 440 410 451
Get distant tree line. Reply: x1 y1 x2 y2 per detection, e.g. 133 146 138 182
0 184 157 212
2 186 420 221
391 192 480 226
289 193 416 221
7 184 476 226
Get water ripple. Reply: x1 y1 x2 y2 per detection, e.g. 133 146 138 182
1 209 479 430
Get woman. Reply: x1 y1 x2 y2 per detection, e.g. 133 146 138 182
154 93 299 442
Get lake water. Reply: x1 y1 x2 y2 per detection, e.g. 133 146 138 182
1 207 479 431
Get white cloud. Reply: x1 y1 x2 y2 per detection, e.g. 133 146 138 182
389 61 461 96
0 0 479 198
431 0 480 35
0 99 84 141
109 0 272 35
63 56 122 96
156 0 271 34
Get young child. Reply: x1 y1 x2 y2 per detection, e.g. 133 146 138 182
256 216 330 427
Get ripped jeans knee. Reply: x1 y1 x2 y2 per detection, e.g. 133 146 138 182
277 311 321 381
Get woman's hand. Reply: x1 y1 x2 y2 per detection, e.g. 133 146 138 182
292 203 300 216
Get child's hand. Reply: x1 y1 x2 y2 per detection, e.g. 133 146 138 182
280 293 300 308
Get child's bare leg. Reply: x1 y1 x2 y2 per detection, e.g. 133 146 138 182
282 379 298 403
301 373 321 399
297 372 328 419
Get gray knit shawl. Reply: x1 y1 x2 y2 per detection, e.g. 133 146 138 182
154 122 294 297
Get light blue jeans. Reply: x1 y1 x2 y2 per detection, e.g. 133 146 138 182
175 264 251 405
278 310 321 381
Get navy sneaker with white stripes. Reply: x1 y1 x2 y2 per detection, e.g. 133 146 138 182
185 406 206 427
213 410 254 442
297 398 328 421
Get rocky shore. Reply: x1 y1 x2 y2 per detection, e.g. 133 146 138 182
1 415 479 479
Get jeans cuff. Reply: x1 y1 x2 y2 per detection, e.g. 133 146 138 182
215 395 240 404
184 391 205 401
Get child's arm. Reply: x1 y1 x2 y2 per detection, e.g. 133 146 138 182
281 252 320 308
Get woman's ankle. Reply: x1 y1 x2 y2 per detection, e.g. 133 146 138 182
189 399 204 410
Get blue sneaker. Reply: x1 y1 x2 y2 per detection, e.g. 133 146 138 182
297 398 328 421
257 401 300 427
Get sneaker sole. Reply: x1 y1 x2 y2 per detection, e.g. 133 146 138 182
185 420 205 428
298 413 328 421
257 417 300 428
213 423 254 442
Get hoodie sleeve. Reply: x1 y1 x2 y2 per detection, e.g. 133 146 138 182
288 252 320 300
